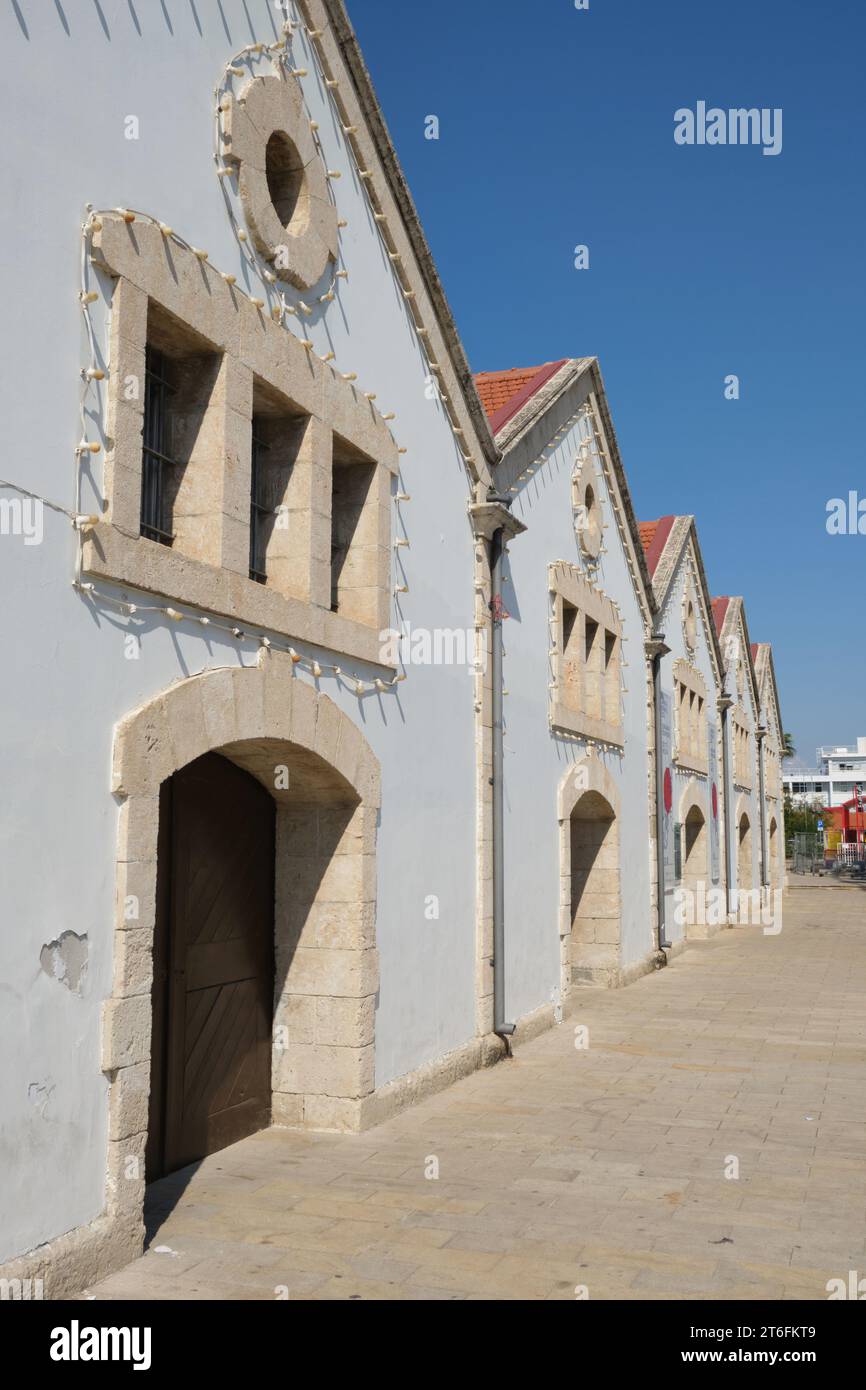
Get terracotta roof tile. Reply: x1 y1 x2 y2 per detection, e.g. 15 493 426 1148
474 360 567 434
637 515 676 575
711 597 730 635
475 366 544 418
638 520 660 553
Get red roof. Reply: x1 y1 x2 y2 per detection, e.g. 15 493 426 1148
637 516 676 575
711 597 730 635
474 360 567 434
751 643 759 661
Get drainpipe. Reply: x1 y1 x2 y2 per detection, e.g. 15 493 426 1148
757 725 768 897
718 696 734 918
647 637 671 952
489 512 516 1044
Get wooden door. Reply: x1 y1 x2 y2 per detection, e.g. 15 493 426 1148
147 752 275 1180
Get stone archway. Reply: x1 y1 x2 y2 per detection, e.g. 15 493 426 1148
101 649 380 1249
558 756 621 991
768 814 780 888
679 780 709 938
737 805 753 891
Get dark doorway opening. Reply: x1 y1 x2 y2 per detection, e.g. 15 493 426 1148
146 752 276 1181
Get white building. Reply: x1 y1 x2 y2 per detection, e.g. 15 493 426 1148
711 597 763 899
783 739 866 807
637 517 727 944
0 0 786 1298
474 358 658 1008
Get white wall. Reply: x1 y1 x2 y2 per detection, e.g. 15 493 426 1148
655 541 722 945
0 1 479 1263
722 609 761 897
497 386 654 1021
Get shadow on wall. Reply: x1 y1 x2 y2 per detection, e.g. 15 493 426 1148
9 0 283 45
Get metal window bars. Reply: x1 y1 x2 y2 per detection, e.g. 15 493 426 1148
249 421 271 583
140 347 177 545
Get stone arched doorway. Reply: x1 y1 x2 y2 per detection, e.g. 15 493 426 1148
737 809 752 891
101 649 380 1248
146 751 278 1180
558 757 621 990
679 781 708 938
768 814 780 887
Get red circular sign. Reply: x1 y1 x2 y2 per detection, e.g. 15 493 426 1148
711 782 718 819
663 767 672 814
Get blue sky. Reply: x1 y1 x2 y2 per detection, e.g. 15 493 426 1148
349 0 866 767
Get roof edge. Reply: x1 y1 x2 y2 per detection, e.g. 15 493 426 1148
320 0 499 471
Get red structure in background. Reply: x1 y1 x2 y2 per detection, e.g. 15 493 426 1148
824 789 866 844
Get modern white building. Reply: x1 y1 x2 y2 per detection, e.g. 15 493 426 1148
783 738 866 807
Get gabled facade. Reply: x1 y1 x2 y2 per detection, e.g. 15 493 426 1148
0 0 504 1295
752 642 786 889
712 597 763 902
639 517 727 942
476 359 660 998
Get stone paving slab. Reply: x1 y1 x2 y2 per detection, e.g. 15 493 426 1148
87 885 866 1301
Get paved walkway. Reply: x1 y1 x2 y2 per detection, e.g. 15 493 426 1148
88 883 866 1301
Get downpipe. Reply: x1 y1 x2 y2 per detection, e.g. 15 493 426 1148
757 727 768 905
719 696 734 919
490 519 516 1048
649 637 671 956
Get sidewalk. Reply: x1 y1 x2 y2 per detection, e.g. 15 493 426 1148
87 884 866 1301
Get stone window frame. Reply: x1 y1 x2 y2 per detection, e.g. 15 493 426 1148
86 218 397 668
571 451 602 560
549 562 624 746
731 704 754 790
222 73 338 292
672 657 708 775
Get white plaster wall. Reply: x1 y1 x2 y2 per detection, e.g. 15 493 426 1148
0 1 478 1263
761 676 784 885
498 396 654 1021
717 611 761 900
724 612 762 898
656 544 722 945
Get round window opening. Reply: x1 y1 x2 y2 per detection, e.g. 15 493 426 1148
685 600 697 650
265 130 307 231
579 483 602 558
